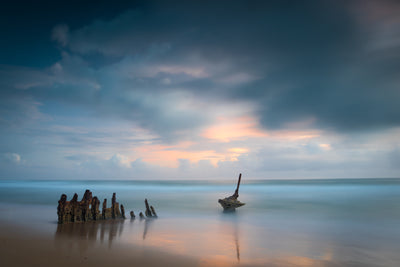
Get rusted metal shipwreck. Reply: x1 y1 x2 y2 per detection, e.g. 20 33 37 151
57 189 157 224
218 173 245 211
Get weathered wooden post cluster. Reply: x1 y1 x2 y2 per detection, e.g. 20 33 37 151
57 189 157 224
136 198 157 219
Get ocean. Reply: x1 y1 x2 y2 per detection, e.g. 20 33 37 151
0 178 399 266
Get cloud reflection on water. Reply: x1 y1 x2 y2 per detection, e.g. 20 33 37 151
52 205 396 267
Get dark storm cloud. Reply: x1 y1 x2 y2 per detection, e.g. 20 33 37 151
47 0 400 133
1 0 400 142
0 0 139 67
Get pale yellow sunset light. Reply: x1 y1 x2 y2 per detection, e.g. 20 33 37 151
202 116 268 142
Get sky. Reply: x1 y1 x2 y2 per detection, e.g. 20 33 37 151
0 0 400 180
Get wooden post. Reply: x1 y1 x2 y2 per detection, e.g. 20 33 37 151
145 199 152 217
120 204 126 219
130 211 135 218
150 206 158 217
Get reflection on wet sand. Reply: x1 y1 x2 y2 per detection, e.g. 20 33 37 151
128 213 244 266
53 215 366 267
234 220 240 262
142 218 154 240
222 211 241 262
55 220 125 251
54 218 156 248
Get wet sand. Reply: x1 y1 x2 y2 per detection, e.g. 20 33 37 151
1 197 397 267
0 221 199 267
0 219 382 267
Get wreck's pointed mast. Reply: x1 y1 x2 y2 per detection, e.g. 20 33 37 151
232 173 242 199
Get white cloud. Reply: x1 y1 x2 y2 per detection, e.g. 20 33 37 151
109 153 131 168
216 72 258 85
3 153 21 164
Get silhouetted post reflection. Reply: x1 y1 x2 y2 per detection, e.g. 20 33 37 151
221 211 241 262
55 220 125 251
235 222 240 262
142 218 154 240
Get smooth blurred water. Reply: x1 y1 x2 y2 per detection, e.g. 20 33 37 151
0 178 399 266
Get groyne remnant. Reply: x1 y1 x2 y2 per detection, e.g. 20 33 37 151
130 199 158 220
57 190 125 224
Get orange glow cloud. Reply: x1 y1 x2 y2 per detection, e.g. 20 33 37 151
228 147 249 153
133 142 249 167
123 117 322 168
319 143 332 150
227 148 249 162
202 116 268 142
269 130 320 141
